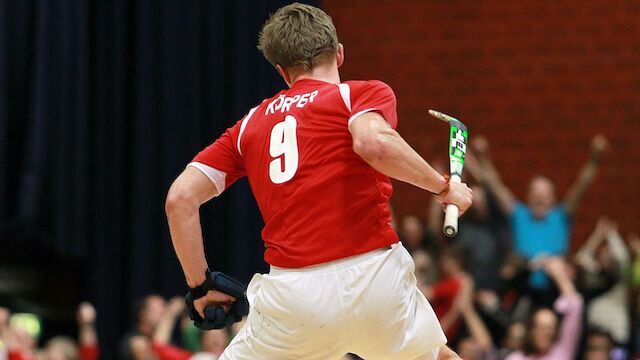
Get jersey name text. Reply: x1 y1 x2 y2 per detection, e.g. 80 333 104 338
265 90 319 115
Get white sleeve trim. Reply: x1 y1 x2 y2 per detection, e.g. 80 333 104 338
347 108 377 132
187 162 227 196
337 83 351 112
237 106 259 156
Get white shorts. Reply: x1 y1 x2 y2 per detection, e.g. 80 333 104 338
220 242 446 360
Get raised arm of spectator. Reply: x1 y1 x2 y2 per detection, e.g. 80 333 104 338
459 278 493 352
543 257 583 360
76 302 99 360
574 217 609 272
563 135 608 215
471 136 516 215
604 222 631 268
463 149 486 184
153 297 186 345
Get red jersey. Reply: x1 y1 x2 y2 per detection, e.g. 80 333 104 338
192 79 399 267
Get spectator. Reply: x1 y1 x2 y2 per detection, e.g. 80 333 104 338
187 330 229 360
197 330 228 359
429 179 509 293
399 215 437 254
456 277 499 360
475 134 608 294
120 295 166 358
7 314 38 360
583 329 614 360
475 255 533 345
76 303 99 360
6 303 98 360
0 307 9 358
506 257 584 360
129 336 158 360
500 322 526 358
424 244 469 341
42 337 78 360
413 248 439 292
575 218 631 346
574 218 619 302
628 234 640 356
151 297 193 360
451 141 511 293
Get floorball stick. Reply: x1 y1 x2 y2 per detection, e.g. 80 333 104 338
428 110 469 237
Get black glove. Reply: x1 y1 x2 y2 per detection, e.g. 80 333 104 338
184 270 249 330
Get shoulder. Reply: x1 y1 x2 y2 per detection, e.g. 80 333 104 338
344 79 394 93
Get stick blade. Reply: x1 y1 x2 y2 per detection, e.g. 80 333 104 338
428 109 450 123
428 109 467 131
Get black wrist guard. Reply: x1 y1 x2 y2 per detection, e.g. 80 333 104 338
184 270 249 330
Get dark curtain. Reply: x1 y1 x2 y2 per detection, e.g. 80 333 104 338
0 0 317 356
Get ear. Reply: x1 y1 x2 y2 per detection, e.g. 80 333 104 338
336 43 345 68
275 64 293 87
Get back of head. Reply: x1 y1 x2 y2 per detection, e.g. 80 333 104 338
45 336 79 360
258 3 338 73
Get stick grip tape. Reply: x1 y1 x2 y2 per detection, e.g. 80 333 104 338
443 175 461 237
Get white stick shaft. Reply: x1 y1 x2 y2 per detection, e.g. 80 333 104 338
443 175 461 237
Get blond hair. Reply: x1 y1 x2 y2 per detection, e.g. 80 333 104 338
258 3 338 72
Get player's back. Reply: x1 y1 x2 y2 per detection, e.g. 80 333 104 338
194 79 399 267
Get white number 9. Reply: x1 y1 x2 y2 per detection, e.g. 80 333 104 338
269 115 299 184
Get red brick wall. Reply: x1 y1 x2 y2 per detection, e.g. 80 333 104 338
323 0 640 249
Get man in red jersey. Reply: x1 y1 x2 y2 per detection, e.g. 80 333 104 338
166 3 472 359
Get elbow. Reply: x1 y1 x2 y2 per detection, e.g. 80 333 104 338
165 185 199 218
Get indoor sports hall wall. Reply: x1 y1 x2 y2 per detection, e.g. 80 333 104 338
323 0 640 248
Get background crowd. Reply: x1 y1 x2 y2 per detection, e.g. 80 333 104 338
2 133 636 360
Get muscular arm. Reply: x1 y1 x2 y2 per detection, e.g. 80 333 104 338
350 112 472 212
165 166 218 287
350 112 447 192
166 167 236 316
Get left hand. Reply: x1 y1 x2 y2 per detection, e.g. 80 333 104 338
193 290 236 319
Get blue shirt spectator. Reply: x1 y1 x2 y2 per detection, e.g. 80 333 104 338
470 135 608 291
512 202 570 288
